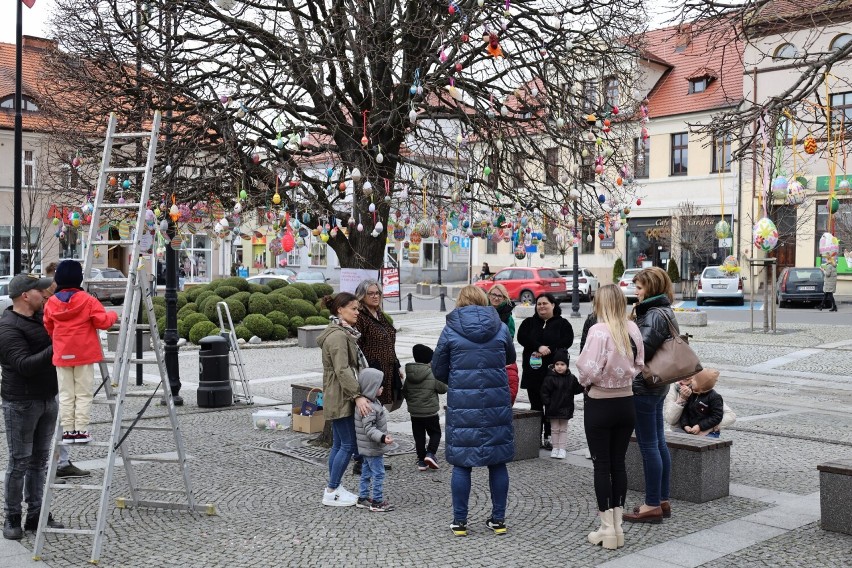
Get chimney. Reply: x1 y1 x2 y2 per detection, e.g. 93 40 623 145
22 36 57 51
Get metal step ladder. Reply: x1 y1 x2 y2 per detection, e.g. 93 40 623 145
216 301 254 405
32 112 215 565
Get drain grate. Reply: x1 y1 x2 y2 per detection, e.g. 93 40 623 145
252 433 416 466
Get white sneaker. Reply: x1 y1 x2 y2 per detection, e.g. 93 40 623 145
322 487 356 507
337 486 358 502
550 448 559 459
558 449 567 459
584 448 592 460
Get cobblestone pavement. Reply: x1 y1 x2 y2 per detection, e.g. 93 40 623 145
1 311 851 567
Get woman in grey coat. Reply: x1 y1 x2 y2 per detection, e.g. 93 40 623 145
819 259 838 312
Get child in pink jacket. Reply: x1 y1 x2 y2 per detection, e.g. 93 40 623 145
44 260 118 444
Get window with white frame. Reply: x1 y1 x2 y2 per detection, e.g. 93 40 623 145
0 95 39 111
180 234 212 281
286 247 301 267
310 241 327 266
712 134 732 173
24 150 35 187
0 226 41 276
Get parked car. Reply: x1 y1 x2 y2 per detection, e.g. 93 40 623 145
555 268 600 301
294 271 330 284
696 266 744 306
245 274 293 287
260 267 297 282
776 267 824 308
474 267 567 304
617 268 642 303
87 267 127 305
0 276 13 311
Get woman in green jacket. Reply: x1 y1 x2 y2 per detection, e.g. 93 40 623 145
316 292 371 507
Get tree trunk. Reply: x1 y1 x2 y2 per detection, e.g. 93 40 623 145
309 421 333 448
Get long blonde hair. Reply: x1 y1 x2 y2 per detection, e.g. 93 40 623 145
456 285 489 307
593 284 632 356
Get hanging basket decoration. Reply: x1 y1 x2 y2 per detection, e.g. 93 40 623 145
752 217 779 253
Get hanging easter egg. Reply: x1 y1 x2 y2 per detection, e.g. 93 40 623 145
483 166 492 177
363 181 373 196
752 217 779 252
52 216 60 226
361 135 369 146
786 180 805 205
581 148 589 158
770 176 789 198
240 189 248 200
721 255 739 276
623 206 631 215
374 221 384 233
320 231 330 243
160 220 169 232
838 179 851 194
616 177 623 186
803 135 817 155
368 203 376 213
169 203 180 221
556 117 565 128
122 179 132 190
72 156 82 168
830 197 840 214
251 153 261 164
714 220 732 239
586 234 593 243
409 109 418 124
514 245 526 260
569 188 580 201
636 199 642 206
108 176 117 186
598 194 606 204
220 217 230 228
165 164 172 175
376 151 384 164
819 232 840 257
233 202 243 215
357 223 364 232
272 192 281 205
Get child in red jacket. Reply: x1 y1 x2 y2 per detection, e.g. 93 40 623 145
44 260 118 444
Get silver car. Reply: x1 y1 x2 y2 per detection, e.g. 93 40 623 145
617 268 642 303
0 276 13 312
697 266 744 306
87 267 128 305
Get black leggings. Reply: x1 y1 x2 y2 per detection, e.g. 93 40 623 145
821 292 836 310
411 415 442 460
584 395 636 512
526 383 551 439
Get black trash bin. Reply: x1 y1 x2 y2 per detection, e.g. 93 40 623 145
197 335 232 408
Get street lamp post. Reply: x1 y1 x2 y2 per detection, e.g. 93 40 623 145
570 187 581 318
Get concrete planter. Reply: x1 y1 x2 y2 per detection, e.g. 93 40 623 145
674 310 707 327
514 305 535 319
416 283 431 295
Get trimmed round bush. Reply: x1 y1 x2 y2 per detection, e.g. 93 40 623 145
242 314 274 340
189 321 220 345
266 279 288 290
319 308 330 319
248 293 273 315
277 299 299 319
217 277 250 292
234 325 253 342
291 283 318 303
195 290 217 307
152 296 166 308
179 312 210 339
279 287 304 300
312 283 334 298
200 295 225 320
141 303 166 324
231 291 251 307
266 311 290 328
224 298 246 323
156 316 166 339
304 316 328 326
248 283 271 294
288 316 305 335
177 303 198 319
185 286 205 303
267 294 289 312
272 324 289 340
216 285 240 299
290 298 318 318
176 292 188 309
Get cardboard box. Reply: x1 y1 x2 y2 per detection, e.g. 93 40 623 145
292 410 325 434
252 409 291 431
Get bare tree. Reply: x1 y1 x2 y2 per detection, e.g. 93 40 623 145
40 0 650 269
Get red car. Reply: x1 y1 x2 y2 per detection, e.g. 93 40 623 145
475 267 568 304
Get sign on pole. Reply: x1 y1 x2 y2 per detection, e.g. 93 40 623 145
381 267 400 298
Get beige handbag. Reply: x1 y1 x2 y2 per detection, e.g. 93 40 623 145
641 309 703 387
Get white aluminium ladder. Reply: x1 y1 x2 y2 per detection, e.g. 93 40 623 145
216 301 254 405
32 112 215 565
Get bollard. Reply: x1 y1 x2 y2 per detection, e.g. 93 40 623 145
407 293 413 312
440 292 446 312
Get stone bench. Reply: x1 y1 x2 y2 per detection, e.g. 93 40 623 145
511 408 542 461
626 432 732 503
818 459 852 535
297 325 327 348
291 383 323 414
674 310 708 327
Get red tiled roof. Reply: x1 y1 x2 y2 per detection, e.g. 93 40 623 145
0 36 56 132
643 24 744 119
747 0 852 36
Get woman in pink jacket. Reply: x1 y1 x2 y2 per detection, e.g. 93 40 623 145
577 284 644 551
43 260 118 444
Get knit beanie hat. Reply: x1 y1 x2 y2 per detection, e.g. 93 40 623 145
691 368 719 393
412 344 434 364
552 348 570 366
54 260 84 291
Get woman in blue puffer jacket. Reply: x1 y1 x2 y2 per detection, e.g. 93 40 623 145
432 285 516 538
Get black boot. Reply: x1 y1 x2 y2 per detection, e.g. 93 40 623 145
3 514 22 540
24 512 64 531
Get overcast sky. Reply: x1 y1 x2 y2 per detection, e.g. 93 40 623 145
1 0 53 44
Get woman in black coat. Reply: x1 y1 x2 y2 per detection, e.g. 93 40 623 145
516 293 574 448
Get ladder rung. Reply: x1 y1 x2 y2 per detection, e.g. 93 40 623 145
125 425 173 431
132 486 189 494
124 391 161 398
89 239 136 246
50 483 102 491
126 455 181 463
43 527 97 536
102 358 160 364
93 398 116 405
112 131 153 139
106 324 152 332
81 441 111 448
100 202 143 209
105 166 147 173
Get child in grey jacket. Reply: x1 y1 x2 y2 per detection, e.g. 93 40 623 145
354 367 395 512
402 344 447 471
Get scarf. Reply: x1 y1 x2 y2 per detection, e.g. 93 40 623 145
329 315 369 369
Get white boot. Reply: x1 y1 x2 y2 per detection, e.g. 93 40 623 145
613 506 625 548
588 509 617 549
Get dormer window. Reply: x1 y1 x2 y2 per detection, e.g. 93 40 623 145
773 43 799 61
0 94 40 111
686 68 716 94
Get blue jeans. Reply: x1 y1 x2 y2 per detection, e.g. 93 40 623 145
706 431 720 439
633 393 671 507
327 416 356 490
3 398 58 517
451 463 509 523
359 456 385 502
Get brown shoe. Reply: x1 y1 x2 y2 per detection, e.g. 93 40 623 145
661 501 671 518
623 506 663 524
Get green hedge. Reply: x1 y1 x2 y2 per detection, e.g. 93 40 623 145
177 303 198 318
266 311 290 328
234 325 253 342
288 316 305 335
242 314 274 340
279 286 304 300
201 295 225 320
179 313 210 339
304 316 328 326
217 277 250 292
312 283 334 299
272 324 289 340
216 285 240 299
267 279 288 290
248 293 273 315
291 283 318 303
290 298 318 318
224 298 246 323
231 291 251 307
189 321 219 345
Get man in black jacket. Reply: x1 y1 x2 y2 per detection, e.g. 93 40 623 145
1 274 64 540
